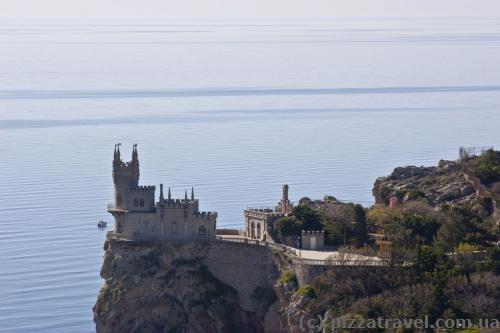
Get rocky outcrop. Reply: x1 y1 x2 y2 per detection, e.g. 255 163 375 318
94 240 289 333
373 160 483 208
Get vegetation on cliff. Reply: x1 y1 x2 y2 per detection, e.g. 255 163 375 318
273 202 368 247
287 246 500 328
468 149 500 186
287 155 500 329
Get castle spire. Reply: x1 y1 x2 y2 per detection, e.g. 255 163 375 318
132 144 138 163
159 183 164 204
168 187 171 201
184 189 188 201
114 143 122 162
191 187 195 201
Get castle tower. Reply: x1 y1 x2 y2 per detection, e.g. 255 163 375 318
112 144 140 209
277 184 292 214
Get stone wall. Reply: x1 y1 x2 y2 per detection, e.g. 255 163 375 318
293 262 330 286
205 241 281 312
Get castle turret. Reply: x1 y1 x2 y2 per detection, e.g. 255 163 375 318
277 184 292 214
112 144 140 209
159 184 165 204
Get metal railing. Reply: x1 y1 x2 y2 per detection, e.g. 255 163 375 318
459 146 494 160
215 236 408 267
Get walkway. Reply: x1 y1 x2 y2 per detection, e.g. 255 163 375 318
216 235 406 266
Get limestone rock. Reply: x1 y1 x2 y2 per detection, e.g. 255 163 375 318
373 160 483 209
94 241 285 333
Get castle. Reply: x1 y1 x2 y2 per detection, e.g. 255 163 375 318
107 144 217 242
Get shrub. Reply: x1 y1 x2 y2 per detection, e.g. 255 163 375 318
274 216 301 237
279 270 297 285
469 149 500 186
297 285 316 298
456 242 479 254
293 205 324 231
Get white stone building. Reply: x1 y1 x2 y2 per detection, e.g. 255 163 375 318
108 144 217 242
301 230 325 250
244 184 293 240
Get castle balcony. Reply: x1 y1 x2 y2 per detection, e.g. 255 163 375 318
106 230 129 242
106 203 127 214
244 207 283 219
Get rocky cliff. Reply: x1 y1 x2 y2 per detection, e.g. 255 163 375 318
93 240 299 333
372 160 493 216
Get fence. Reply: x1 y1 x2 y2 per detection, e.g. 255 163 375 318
216 236 409 267
461 164 500 226
459 146 494 160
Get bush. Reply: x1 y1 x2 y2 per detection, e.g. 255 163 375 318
279 270 297 285
456 242 479 254
292 205 324 231
486 247 500 274
389 212 440 249
274 205 325 237
297 285 316 298
469 149 500 186
274 216 300 237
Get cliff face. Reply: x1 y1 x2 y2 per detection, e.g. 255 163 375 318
94 240 288 333
373 160 482 206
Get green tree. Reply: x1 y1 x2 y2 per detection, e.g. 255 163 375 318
470 149 500 185
435 212 464 254
353 204 368 247
274 216 300 237
414 244 439 282
292 205 324 231
389 213 440 249
323 221 346 246
486 247 500 274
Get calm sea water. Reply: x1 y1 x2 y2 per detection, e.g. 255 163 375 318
1 18 500 332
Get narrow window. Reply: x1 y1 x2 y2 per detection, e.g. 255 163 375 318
199 225 207 236
140 199 145 207
134 199 138 207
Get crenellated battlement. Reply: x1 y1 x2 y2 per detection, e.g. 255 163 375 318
244 208 282 219
129 186 156 192
301 230 324 235
193 211 218 220
158 199 198 208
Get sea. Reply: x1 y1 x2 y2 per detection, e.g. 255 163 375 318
0 17 499 332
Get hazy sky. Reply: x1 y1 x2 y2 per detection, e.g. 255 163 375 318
2 0 500 19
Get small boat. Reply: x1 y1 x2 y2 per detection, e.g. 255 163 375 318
97 220 108 229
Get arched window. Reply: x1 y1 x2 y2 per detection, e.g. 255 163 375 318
140 199 144 207
134 199 138 207
116 194 122 207
198 225 207 236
